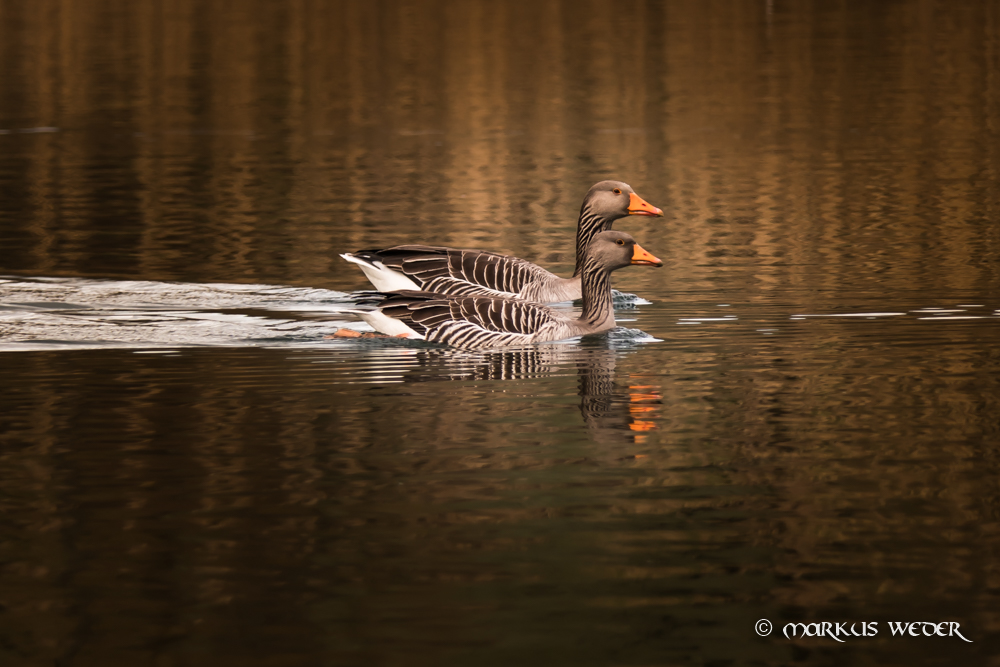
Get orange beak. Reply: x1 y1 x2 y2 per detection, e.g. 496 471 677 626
631 242 663 267
627 192 663 217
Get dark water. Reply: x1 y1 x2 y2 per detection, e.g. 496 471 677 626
2 1 1000 665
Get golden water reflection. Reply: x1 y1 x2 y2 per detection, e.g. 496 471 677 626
2 0 1000 664
1 0 997 302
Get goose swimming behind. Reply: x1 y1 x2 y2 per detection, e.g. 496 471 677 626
346 230 662 350
340 180 663 302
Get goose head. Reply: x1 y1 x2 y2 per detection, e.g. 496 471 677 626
581 180 664 223
586 230 664 273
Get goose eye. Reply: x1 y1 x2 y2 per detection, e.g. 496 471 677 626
616 238 625 246
613 188 622 195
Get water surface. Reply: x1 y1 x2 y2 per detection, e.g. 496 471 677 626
1 1 999 665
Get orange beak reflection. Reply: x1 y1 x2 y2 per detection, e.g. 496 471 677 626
628 384 662 442
630 242 663 267
627 192 664 217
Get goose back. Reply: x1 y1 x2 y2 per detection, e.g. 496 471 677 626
376 291 565 349
347 245 571 300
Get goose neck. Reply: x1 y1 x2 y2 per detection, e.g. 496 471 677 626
580 260 614 326
573 208 614 277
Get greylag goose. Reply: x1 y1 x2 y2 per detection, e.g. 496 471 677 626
340 180 663 302
347 230 662 350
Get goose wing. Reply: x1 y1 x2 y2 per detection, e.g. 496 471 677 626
377 290 561 350
352 246 559 298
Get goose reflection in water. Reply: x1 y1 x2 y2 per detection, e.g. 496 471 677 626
379 344 662 447
574 348 663 446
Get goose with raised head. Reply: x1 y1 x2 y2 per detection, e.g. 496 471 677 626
347 230 662 350
340 180 663 302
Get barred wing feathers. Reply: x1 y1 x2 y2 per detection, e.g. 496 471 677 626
354 246 559 299
377 291 563 350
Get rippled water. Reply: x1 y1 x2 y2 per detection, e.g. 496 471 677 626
2 1 1000 665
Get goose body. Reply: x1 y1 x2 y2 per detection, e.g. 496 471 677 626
341 181 663 303
348 231 662 350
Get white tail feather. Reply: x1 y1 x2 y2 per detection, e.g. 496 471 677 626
342 308 425 339
340 253 421 291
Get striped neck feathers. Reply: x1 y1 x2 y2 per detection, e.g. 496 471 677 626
573 206 617 277
579 256 615 326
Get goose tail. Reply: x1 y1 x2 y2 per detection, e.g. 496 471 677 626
341 305 425 340
340 253 422 292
